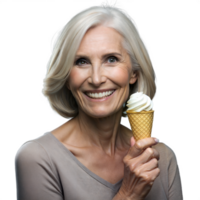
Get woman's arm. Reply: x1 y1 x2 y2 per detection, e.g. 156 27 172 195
15 141 63 200
167 145 183 200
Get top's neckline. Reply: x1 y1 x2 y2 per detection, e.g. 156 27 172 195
49 131 123 190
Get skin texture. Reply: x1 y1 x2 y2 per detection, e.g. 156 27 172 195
63 26 137 157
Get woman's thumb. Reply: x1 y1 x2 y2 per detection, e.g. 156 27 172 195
130 136 135 147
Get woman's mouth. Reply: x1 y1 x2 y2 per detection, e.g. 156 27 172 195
83 89 116 101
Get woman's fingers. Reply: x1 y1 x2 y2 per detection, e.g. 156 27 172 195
134 158 159 176
119 137 160 200
139 147 160 164
124 137 159 161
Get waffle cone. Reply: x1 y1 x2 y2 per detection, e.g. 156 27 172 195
126 110 154 141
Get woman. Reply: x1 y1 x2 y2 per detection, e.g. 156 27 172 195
15 5 183 200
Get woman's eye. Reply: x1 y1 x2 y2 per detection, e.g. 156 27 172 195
108 56 118 61
76 59 84 65
76 56 118 65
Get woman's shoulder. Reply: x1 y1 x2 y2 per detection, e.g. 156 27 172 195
15 142 52 184
119 124 178 162
15 142 45 167
153 142 173 152
153 142 177 163
15 131 53 165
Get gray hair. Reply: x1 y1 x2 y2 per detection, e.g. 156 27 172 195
40 0 158 120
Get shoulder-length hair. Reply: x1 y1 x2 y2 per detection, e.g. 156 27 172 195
42 5 156 118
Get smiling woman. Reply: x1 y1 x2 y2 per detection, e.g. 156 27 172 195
41 6 156 119
15 5 182 200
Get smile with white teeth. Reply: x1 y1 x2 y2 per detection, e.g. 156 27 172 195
86 90 115 98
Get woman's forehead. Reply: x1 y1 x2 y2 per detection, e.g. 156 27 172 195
76 29 124 57
80 27 122 45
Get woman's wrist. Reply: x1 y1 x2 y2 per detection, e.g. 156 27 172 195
112 190 144 200
112 191 131 200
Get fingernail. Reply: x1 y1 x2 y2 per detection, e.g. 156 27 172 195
154 138 159 143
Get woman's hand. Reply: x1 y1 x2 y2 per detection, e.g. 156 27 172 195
117 137 160 200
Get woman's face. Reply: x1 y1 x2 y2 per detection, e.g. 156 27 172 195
67 25 137 118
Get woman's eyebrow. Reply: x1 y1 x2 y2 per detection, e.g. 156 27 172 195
75 52 122 59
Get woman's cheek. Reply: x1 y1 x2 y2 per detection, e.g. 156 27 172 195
110 69 129 87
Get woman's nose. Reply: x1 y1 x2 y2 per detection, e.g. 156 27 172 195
88 64 106 87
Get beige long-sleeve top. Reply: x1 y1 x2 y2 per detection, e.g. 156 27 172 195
15 132 183 200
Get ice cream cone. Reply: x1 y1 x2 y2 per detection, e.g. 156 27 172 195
126 110 154 141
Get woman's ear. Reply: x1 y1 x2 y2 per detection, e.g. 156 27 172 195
129 71 137 84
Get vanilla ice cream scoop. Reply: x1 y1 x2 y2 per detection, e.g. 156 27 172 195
126 92 153 112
